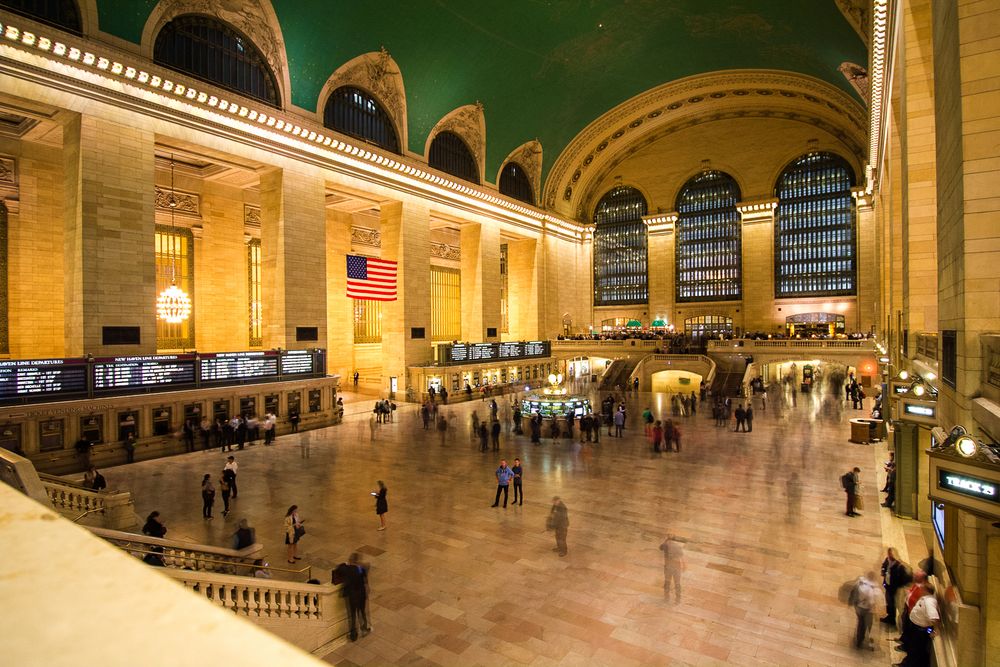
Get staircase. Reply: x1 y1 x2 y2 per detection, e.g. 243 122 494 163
39 472 138 530
88 526 265 575
599 357 642 390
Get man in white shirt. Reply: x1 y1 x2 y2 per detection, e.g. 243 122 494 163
224 456 239 499
849 571 880 649
901 582 940 667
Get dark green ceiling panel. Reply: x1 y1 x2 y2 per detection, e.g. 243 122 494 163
94 1 866 183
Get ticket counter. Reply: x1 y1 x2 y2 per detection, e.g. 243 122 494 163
410 358 555 402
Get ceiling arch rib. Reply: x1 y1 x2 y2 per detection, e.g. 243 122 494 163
545 70 866 221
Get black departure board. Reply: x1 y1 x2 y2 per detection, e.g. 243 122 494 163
0 358 88 403
200 351 279 382
279 350 314 375
93 355 197 392
438 341 551 366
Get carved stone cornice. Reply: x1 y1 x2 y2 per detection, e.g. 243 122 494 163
154 187 200 217
430 242 460 261
545 70 867 218
351 226 381 248
317 48 407 150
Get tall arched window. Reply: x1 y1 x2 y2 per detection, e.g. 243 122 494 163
0 0 81 34
323 86 399 154
154 15 280 107
675 170 742 302
775 152 856 297
593 186 648 306
499 162 533 204
428 131 479 184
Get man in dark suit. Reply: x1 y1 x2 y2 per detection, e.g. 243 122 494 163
844 467 861 516
333 552 371 641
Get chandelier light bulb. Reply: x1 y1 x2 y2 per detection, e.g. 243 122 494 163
156 282 192 324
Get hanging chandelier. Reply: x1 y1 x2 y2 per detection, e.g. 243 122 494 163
156 154 191 324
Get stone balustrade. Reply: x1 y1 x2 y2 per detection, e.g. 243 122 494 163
88 526 264 575
552 339 663 350
706 338 872 350
162 569 348 654
39 473 138 530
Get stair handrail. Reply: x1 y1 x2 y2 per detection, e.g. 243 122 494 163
89 526 264 574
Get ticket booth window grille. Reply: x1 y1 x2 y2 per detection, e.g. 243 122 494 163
431 266 461 341
0 423 22 454
774 152 857 298
1 0 82 34
684 315 733 340
308 389 322 413
323 86 400 154
499 162 533 204
153 408 172 436
80 415 103 444
153 15 280 107
353 299 382 343
117 411 138 441
247 238 262 347
286 392 301 416
675 171 741 302
593 186 648 306
39 418 64 452
156 226 194 350
500 244 509 334
428 131 479 184
0 202 7 354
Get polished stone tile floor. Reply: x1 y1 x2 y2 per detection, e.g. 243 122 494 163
104 384 898 666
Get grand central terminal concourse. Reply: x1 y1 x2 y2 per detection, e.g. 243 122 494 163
2 1 1000 665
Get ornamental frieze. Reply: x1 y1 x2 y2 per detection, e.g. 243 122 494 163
351 226 381 248
155 187 200 216
430 242 461 261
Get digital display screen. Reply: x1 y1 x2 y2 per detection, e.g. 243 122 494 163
904 403 935 417
200 351 279 382
938 469 999 504
279 350 314 375
93 355 196 392
0 358 88 403
440 341 550 366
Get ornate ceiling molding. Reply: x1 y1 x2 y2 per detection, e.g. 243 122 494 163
497 139 542 206
315 48 408 152
138 0 291 109
544 70 867 219
425 103 486 184
835 0 870 47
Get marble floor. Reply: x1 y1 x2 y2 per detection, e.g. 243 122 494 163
102 383 903 666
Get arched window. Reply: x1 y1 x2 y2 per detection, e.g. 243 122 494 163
428 131 479 184
775 152 856 297
323 86 399 154
154 15 280 108
0 0 81 34
499 162 533 204
675 171 741 302
593 186 648 306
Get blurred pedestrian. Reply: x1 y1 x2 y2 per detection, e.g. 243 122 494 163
660 534 686 603
201 473 215 519
547 497 569 556
373 480 388 530
849 571 879 649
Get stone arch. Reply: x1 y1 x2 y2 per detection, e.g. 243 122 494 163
496 139 542 204
139 0 291 109
315 49 408 154
424 103 486 184
547 70 866 220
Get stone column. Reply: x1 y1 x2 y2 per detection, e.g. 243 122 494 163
66 114 157 355
647 223 674 329
259 166 327 350
380 200 432 392
855 197 878 333
197 182 248 352
460 222 500 341
507 237 540 339
739 207 774 332
325 208 354 380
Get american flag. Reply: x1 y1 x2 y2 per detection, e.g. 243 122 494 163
346 255 397 301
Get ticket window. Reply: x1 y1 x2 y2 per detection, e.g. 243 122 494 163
501 369 508 384
287 391 301 416
0 424 23 454
473 371 480 386
240 397 256 418
117 412 138 441
184 403 203 426
213 400 230 424
39 419 64 453
308 389 322 413
264 394 279 417
452 374 459 391
152 408 172 436
80 415 103 444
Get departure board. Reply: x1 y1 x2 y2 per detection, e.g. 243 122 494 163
93 355 197 392
279 350 314 375
0 358 88 403
439 341 550 366
200 351 279 382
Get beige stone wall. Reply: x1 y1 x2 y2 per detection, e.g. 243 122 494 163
506 237 540 340
325 208 354 381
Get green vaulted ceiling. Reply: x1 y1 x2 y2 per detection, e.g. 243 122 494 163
94 1 866 183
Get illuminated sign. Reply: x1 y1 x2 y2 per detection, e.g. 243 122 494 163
438 341 551 366
904 404 935 418
939 469 999 504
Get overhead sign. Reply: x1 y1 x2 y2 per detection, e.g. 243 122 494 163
938 469 999 504
0 358 88 402
200 351 279 382
929 453 1000 520
438 341 551 366
93 354 197 393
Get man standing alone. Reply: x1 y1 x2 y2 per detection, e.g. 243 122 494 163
224 456 239 499
660 534 686 603
491 459 515 508
843 467 861 516
548 497 569 556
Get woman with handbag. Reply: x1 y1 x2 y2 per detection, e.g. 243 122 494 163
285 505 304 563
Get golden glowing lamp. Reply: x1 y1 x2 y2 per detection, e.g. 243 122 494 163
156 282 192 324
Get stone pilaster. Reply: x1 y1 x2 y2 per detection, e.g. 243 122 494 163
460 222 500 341
325 208 354 380
259 167 327 350
739 208 774 331
507 237 540 339
197 182 249 352
647 225 674 327
380 200 432 392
